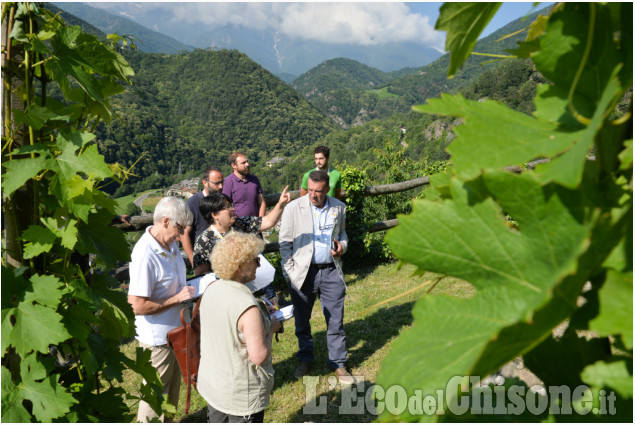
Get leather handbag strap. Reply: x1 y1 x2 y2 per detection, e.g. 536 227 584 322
184 288 207 414
185 315 191 414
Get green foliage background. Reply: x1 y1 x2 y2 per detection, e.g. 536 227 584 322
379 3 633 422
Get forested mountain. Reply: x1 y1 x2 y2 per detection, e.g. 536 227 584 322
381 6 553 104
53 2 193 54
258 55 544 194
293 6 552 129
44 4 547 197
293 58 392 94
95 48 336 196
291 59 410 128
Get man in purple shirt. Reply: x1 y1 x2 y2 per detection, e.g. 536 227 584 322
222 152 266 217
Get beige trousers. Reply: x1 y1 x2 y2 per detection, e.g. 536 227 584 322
137 342 181 423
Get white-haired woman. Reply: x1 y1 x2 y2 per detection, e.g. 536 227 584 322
198 232 282 423
127 197 197 422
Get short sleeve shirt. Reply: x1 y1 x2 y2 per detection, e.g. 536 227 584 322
128 226 186 346
192 216 263 269
301 168 342 198
222 174 263 217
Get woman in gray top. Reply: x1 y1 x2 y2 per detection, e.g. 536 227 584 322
198 232 282 423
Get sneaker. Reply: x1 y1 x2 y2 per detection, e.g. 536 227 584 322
294 361 312 379
334 367 356 386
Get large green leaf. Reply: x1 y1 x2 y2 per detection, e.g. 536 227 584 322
1 367 31 423
1 156 52 198
535 66 623 188
11 302 71 357
2 358 77 423
76 210 130 268
532 3 620 116
20 225 57 259
581 360 633 399
589 270 633 349
380 171 592 420
12 106 67 131
24 274 66 308
435 2 502 77
55 134 112 181
21 375 77 422
414 95 583 181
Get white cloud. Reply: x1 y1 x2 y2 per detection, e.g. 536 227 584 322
120 2 444 49
277 3 442 46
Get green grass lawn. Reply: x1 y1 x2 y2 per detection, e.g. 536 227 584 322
119 262 473 422
142 195 164 213
115 194 137 215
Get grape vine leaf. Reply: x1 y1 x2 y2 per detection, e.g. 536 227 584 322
20 353 52 382
1 155 51 198
74 387 135 422
76 211 130 267
11 302 71 356
380 171 592 420
414 95 583 182
589 270 633 349
56 139 113 181
2 357 77 423
1 367 31 423
24 274 66 308
581 360 633 399
19 374 77 422
435 2 502 77
12 106 62 131
531 3 621 114
535 67 622 188
20 225 57 259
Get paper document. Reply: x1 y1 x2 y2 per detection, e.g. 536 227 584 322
245 254 275 293
186 273 217 298
270 305 294 321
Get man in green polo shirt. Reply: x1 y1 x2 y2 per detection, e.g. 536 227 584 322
300 145 342 199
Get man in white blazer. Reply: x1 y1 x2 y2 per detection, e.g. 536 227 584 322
279 170 355 385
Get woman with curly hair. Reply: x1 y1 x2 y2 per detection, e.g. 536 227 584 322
198 232 282 423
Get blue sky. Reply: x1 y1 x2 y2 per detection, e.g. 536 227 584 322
406 2 546 39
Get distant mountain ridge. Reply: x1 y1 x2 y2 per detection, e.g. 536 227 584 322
52 2 193 54
53 2 443 79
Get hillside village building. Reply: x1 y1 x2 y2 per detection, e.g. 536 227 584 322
166 178 199 199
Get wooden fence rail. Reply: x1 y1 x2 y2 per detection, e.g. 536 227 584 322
112 177 431 233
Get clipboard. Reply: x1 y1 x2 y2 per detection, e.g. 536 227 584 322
185 272 217 300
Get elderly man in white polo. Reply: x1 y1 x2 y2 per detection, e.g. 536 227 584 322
128 197 197 422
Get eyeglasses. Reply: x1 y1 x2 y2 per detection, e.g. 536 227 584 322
252 257 260 267
208 180 223 185
173 222 186 232
222 203 234 211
